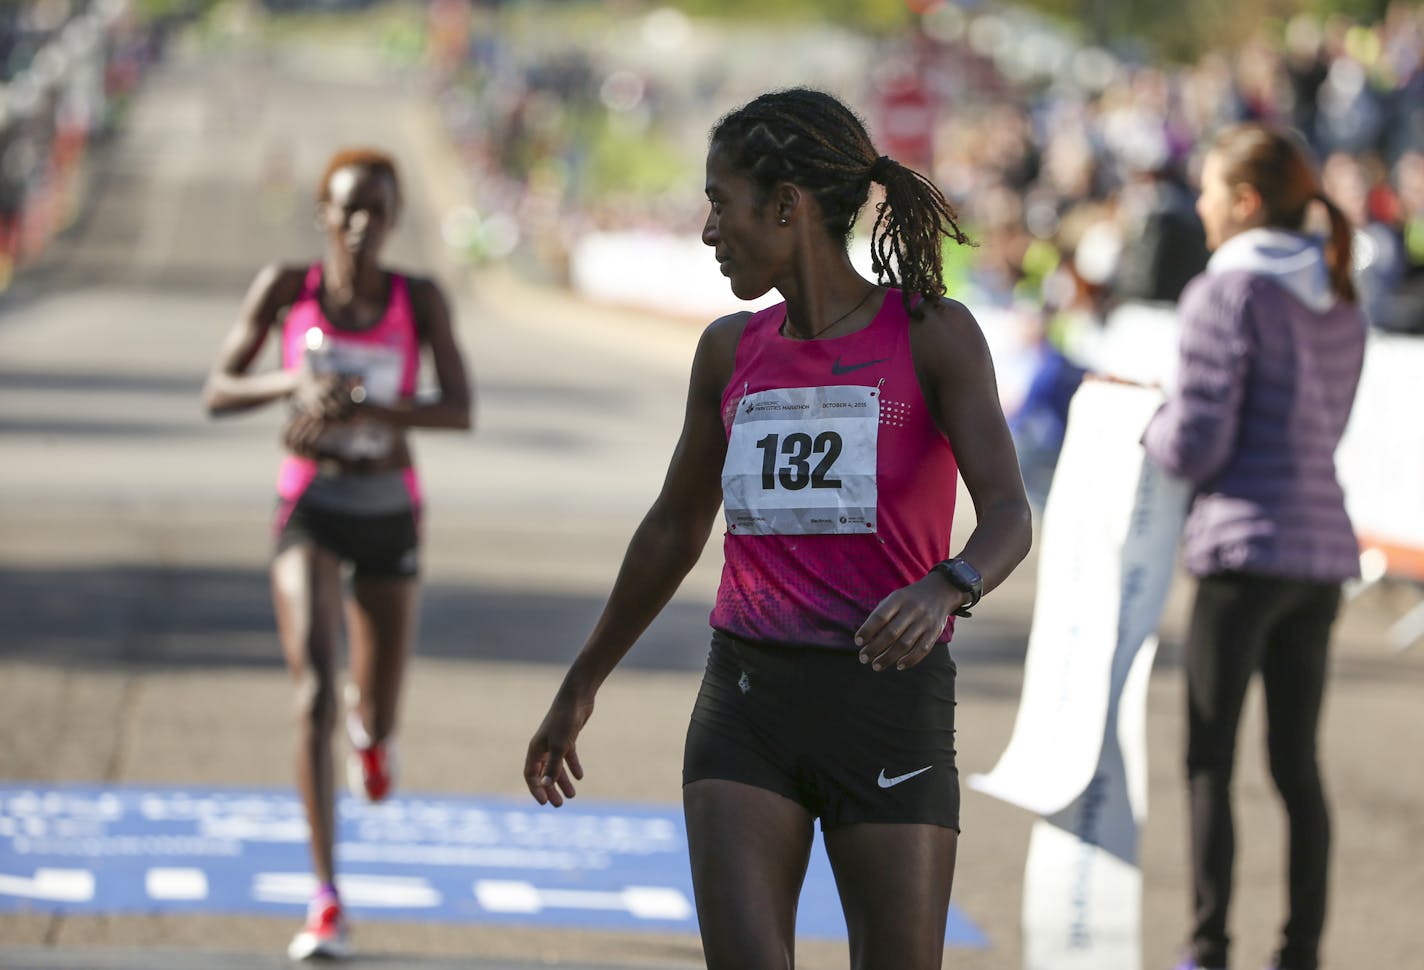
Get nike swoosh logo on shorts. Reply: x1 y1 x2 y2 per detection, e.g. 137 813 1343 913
877 765 933 788
831 356 889 375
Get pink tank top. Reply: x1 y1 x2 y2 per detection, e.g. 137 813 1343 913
710 289 960 649
275 264 422 503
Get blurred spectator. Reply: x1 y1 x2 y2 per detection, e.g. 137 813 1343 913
1113 128 1210 304
1283 15 1331 144
1384 149 1424 334
1004 305 1087 515
1314 18 1388 155
1323 150 1406 327
1143 121 1367 970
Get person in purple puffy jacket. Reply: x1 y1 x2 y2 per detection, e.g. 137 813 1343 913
1143 124 1367 970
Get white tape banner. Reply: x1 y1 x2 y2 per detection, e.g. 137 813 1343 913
1021 631 1158 970
1336 332 1424 556
969 380 1189 969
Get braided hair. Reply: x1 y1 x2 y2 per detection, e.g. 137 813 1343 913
709 87 971 315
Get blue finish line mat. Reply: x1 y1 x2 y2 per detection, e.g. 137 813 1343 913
0 784 986 946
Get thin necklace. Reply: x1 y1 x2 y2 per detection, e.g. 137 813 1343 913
782 284 877 340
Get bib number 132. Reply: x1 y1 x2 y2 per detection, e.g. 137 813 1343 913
756 431 843 490
721 384 878 535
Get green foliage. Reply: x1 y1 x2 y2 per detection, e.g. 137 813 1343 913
1014 0 1393 61
1306 0 1391 19
131 0 224 18
666 0 912 33
660 0 1389 60
586 115 689 197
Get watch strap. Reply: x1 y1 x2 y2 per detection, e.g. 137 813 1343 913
932 557 982 617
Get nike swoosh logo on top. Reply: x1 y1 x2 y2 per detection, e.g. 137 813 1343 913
831 356 889 375
877 765 934 789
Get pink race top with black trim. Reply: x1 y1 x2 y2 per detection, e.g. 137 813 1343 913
710 289 960 649
275 264 422 504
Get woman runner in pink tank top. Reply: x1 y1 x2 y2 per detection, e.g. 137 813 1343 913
203 148 472 961
525 90 1031 970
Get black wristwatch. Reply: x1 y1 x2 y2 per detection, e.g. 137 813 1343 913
932 557 983 617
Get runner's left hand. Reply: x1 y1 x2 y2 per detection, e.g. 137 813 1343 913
280 410 350 459
854 576 962 671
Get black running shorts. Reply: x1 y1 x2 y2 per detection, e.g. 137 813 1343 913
684 630 960 831
274 498 420 580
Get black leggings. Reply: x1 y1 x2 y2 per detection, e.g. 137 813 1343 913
1184 571 1341 970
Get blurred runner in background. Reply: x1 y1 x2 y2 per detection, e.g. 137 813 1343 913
524 88 1032 970
203 147 472 961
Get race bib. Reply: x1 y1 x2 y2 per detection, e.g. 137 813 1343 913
310 335 403 406
305 330 405 460
722 384 879 535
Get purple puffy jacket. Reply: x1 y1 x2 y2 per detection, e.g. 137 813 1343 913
1142 229 1367 582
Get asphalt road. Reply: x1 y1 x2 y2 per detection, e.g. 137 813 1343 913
1 22 1421 970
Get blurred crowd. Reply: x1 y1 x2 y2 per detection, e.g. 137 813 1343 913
0 0 168 293
903 1 1424 505
417 0 1422 510
13 0 1424 347
424 2 1423 342
930 2 1424 336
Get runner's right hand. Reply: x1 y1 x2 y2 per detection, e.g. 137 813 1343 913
525 691 594 807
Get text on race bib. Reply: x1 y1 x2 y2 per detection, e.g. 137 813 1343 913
722 385 879 535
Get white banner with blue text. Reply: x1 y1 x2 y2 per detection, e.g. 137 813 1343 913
969 380 1189 969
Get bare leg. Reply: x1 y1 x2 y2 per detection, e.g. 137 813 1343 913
345 576 419 745
824 822 958 970
271 544 346 886
684 779 814 970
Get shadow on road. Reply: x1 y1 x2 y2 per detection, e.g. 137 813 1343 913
0 564 711 672
0 368 204 397
0 564 1046 689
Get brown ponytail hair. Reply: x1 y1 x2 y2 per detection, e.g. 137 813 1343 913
1211 123 1355 302
1314 192 1356 303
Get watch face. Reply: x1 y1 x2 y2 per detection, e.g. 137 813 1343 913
939 559 981 593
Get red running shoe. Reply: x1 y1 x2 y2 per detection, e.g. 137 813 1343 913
345 687 397 804
287 891 351 960
347 738 397 803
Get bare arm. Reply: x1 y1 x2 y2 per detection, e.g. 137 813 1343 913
524 312 745 806
921 300 1034 597
202 264 306 416
855 299 1034 671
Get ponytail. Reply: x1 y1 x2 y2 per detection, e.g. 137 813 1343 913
1211 123 1357 305
1315 192 1357 303
869 158 973 318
